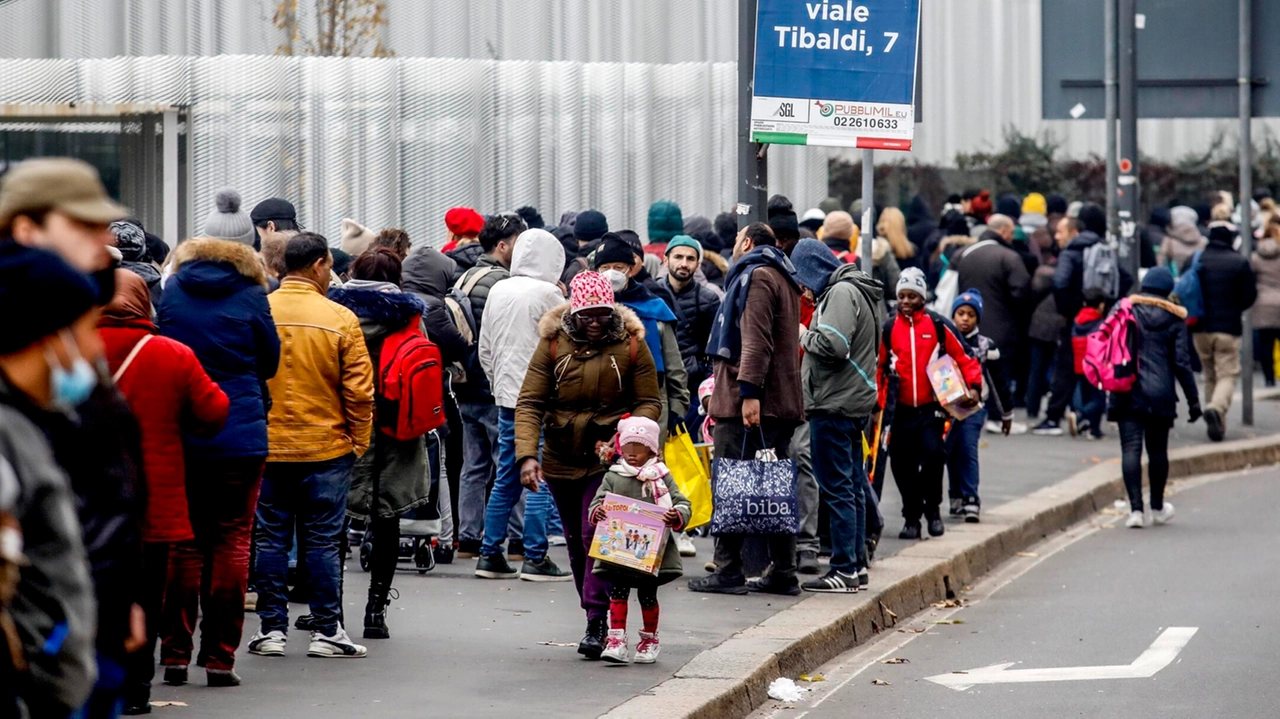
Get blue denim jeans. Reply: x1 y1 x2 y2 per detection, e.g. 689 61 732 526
255 454 355 636
458 402 525 544
945 407 986 502
481 407 550 561
809 414 868 574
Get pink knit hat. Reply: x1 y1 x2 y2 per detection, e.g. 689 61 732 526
569 270 614 314
616 415 661 455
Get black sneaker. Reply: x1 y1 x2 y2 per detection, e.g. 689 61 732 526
433 544 455 565
746 577 802 596
122 699 151 716
1205 408 1225 442
507 540 525 562
802 569 859 593
865 529 880 562
456 539 482 559
1031 419 1064 436
295 614 316 631
949 498 963 516
687 574 748 595
797 550 820 575
963 498 981 524
520 556 572 582
162 665 187 686
927 518 946 537
898 523 922 540
858 567 869 588
475 552 520 579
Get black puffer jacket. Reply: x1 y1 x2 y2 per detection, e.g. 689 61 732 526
953 231 1031 353
661 276 722 383
446 242 485 282
1108 294 1201 422
1189 233 1257 336
401 249 468 366
1053 231 1134 319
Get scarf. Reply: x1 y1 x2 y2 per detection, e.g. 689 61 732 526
615 280 675 373
609 457 673 508
706 245 800 363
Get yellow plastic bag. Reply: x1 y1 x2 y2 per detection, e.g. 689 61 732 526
664 427 713 530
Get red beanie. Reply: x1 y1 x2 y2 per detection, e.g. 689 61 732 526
445 207 484 238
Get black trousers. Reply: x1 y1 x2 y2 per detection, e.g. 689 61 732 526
1046 326 1077 423
1119 416 1171 513
711 418 799 585
888 403 948 524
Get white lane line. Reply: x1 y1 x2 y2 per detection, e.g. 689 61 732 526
925 627 1198 690
751 465 1266 719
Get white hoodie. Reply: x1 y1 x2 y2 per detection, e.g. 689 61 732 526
479 228 567 408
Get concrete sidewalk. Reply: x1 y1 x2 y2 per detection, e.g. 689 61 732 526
148 393 1280 718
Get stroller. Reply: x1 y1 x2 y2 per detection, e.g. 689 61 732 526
350 429 450 575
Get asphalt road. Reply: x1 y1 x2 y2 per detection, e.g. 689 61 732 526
145 388 1280 718
754 466 1280 719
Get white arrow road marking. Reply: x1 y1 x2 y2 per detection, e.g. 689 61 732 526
926 627 1198 691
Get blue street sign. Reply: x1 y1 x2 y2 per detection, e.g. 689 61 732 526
751 0 921 149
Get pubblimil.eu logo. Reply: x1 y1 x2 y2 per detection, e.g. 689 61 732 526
815 100 834 117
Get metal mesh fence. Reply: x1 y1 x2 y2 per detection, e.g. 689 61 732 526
0 55 811 247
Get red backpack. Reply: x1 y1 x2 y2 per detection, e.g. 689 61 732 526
1082 298 1138 393
376 323 445 440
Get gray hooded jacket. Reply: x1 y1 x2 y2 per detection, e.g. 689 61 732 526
801 264 885 417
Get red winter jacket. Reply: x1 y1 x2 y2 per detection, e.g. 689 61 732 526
1072 307 1105 375
99 320 229 542
877 307 982 408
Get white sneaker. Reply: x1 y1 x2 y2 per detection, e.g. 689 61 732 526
548 535 568 547
633 631 660 664
675 531 697 557
247 629 286 656
1125 510 1145 529
984 420 1003 435
600 629 630 664
1152 503 1175 525
307 626 367 658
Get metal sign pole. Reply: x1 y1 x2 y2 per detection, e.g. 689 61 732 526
1104 0 1118 243
860 149 874 264
1117 0 1140 288
1240 0 1254 426
738 0 765 229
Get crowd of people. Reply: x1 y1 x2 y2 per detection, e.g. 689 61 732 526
1 153 1276 717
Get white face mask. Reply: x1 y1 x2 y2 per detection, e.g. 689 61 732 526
602 269 628 293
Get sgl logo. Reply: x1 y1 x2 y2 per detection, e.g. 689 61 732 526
774 102 797 118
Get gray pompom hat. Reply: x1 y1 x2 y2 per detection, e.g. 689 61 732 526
202 188 255 245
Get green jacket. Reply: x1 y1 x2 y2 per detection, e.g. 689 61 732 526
588 468 691 585
801 264 885 417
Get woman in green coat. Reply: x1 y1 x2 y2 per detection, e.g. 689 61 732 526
587 416 690 665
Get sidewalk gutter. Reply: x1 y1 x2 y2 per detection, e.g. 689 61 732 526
600 434 1280 719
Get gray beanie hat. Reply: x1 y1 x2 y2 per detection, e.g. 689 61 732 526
202 188 255 245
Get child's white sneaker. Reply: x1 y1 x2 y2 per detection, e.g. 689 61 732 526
675 532 697 557
633 631 660 664
600 629 629 664
1153 503 1175 525
1125 510 1145 528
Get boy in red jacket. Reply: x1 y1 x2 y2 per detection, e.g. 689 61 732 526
1070 287 1109 440
98 270 229 701
876 268 982 540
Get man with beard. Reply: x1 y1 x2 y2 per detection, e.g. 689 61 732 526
660 235 721 395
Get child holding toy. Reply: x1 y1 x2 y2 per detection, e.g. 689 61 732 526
588 416 691 664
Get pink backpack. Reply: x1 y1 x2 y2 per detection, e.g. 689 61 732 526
1083 298 1138 392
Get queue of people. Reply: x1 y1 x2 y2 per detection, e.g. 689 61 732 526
1 153 1274 718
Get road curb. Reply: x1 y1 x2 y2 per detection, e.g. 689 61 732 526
600 434 1280 719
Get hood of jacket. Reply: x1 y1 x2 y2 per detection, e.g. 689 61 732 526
906 195 933 226
1167 222 1206 246
537 302 645 344
328 283 426 333
1256 237 1280 260
826 262 883 303
512 228 566 284
169 237 268 297
937 234 975 254
1131 293 1188 327
401 248 457 298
